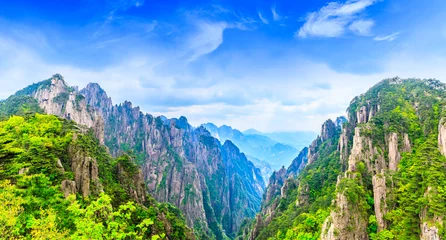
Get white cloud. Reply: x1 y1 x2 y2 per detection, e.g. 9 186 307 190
271 6 281 21
258 12 269 24
349 19 374 36
374 32 400 41
185 21 228 62
297 0 378 38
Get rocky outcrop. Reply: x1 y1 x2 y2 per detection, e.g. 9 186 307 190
116 161 147 205
321 119 336 142
420 187 443 240
321 190 368 240
338 128 349 167
263 167 287 206
348 127 376 172
372 173 387 231
387 132 401 171
357 106 368 124
33 74 95 128
68 142 102 198
307 136 321 165
438 118 446 156
308 119 338 166
287 147 308 177
420 221 441 240
61 180 76 198
356 102 379 125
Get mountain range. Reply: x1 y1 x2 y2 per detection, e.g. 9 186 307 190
0 74 265 239
201 123 315 171
2 75 446 240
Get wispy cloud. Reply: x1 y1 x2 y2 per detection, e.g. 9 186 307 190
94 0 147 38
349 19 374 36
271 5 281 21
258 12 269 24
186 21 228 62
297 0 378 38
374 32 400 41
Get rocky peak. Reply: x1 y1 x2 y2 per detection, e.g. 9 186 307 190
320 119 336 142
287 147 308 176
80 82 113 113
30 74 96 128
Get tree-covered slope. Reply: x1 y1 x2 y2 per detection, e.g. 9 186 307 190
5 74 266 239
247 77 446 240
0 113 193 239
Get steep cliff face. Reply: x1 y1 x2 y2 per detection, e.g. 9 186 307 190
221 141 265 236
249 77 446 240
0 113 193 239
19 74 265 239
248 119 342 240
286 147 308 177
31 74 96 128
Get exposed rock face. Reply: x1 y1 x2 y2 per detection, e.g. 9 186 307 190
356 101 378 124
221 141 265 235
307 136 321 165
338 128 349 167
322 109 378 239
22 75 266 238
68 142 102 198
263 167 287 206
420 187 443 240
420 222 441 240
61 180 76 198
251 78 446 240
321 190 368 240
348 127 376 172
357 105 368 124
403 133 411 152
388 132 401 171
116 163 147 205
438 118 446 156
372 173 387 231
308 119 337 166
75 81 266 238
321 119 336 142
33 75 95 128
286 147 308 177
250 119 343 240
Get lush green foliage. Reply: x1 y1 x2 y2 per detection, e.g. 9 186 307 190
252 78 446 240
0 95 43 120
0 114 191 239
253 131 341 240
355 79 446 239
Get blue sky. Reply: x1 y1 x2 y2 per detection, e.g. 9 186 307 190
1 0 446 132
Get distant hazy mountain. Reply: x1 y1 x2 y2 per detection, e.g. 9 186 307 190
201 123 311 171
243 129 317 150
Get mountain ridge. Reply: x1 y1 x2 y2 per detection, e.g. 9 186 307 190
8 74 266 239
244 77 446 240
201 123 305 170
